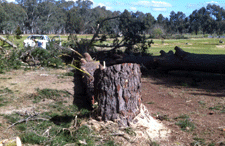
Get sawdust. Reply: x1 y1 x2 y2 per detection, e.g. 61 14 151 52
82 104 171 145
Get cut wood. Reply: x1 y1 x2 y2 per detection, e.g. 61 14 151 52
0 137 22 146
0 36 17 49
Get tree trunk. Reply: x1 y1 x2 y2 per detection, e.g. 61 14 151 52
156 46 225 74
94 63 142 127
109 46 225 74
0 137 22 146
73 53 101 109
0 36 17 48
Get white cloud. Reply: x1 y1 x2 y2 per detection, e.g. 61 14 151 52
206 1 218 4
152 1 172 7
132 1 172 8
130 7 137 11
97 3 112 10
6 0 16 3
153 8 167 11
67 0 94 2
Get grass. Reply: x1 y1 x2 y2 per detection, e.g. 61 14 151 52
175 114 195 132
147 101 155 104
0 87 14 107
2 34 225 57
124 127 136 136
3 101 93 145
31 88 71 103
209 104 225 113
191 137 206 146
148 38 225 55
57 71 74 79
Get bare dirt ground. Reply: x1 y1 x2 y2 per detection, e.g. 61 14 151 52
142 71 225 145
0 68 224 145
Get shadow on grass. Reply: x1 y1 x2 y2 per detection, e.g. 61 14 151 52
50 115 74 126
142 68 225 98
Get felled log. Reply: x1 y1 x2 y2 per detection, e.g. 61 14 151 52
0 137 22 146
94 63 142 127
108 46 225 74
156 46 225 74
0 36 17 49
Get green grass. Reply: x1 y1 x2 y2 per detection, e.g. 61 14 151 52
147 101 155 104
175 114 195 132
191 137 206 146
3 103 102 146
0 87 14 107
209 104 225 113
31 88 71 103
147 38 225 55
2 34 225 56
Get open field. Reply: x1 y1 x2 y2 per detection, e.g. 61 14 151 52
1 34 225 55
149 38 225 55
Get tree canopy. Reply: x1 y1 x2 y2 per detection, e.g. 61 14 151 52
0 0 224 35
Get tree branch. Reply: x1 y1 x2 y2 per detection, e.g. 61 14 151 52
89 16 121 46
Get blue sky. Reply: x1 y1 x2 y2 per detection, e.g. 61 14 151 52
6 0 225 18
91 0 225 18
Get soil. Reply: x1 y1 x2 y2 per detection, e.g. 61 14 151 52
0 68 224 145
142 71 225 145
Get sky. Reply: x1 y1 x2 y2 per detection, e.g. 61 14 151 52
6 0 225 19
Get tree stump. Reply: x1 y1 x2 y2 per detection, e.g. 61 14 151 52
73 53 101 109
94 63 142 127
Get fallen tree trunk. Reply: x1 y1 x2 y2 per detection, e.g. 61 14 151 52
156 46 225 74
0 36 17 49
0 137 22 146
109 46 225 74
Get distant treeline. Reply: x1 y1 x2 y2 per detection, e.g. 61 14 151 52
0 0 224 35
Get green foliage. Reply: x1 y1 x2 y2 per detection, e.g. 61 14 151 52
15 26 22 39
30 47 63 68
0 50 22 73
20 132 47 144
66 34 96 55
152 28 163 38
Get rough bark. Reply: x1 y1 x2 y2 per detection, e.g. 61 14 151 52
73 53 101 109
108 46 225 74
94 63 142 127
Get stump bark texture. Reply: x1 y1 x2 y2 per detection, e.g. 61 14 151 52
73 53 101 109
94 63 141 127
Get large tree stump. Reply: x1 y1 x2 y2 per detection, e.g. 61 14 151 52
94 63 142 127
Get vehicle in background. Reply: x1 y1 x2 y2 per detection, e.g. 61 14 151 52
23 35 61 49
